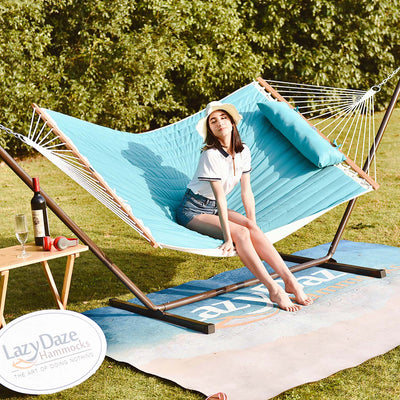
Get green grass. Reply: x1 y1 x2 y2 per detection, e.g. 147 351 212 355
0 109 400 399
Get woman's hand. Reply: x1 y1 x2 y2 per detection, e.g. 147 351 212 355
219 239 235 256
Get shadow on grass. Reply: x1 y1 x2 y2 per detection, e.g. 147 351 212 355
71 246 190 299
0 385 22 400
0 237 189 316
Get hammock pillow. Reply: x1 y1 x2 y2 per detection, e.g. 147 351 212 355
257 101 346 168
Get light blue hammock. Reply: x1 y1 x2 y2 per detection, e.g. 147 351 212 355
21 79 377 257
6 76 394 333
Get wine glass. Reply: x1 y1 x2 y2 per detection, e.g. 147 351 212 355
15 214 29 258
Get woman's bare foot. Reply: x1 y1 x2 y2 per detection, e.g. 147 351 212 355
285 280 313 306
269 285 302 312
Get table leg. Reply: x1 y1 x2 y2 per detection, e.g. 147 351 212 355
41 260 64 309
0 270 10 328
61 254 77 308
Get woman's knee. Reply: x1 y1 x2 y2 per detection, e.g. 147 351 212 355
242 219 263 236
232 225 251 243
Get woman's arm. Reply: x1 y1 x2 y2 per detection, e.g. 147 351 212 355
240 173 256 223
210 180 234 255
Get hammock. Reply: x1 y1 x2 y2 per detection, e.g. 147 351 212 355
16 79 378 255
2 75 399 333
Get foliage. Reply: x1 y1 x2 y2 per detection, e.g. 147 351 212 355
242 0 400 89
0 0 54 154
0 0 399 156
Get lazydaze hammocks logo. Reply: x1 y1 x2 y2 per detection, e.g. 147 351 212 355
0 310 106 395
3 330 91 369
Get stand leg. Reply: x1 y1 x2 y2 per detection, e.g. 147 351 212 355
61 254 77 308
0 270 9 328
281 254 386 278
41 260 63 309
109 298 215 334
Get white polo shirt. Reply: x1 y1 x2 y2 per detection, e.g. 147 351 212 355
187 145 252 200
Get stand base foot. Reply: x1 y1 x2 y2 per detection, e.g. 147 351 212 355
109 298 215 334
281 254 386 278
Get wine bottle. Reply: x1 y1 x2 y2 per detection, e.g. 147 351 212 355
31 177 50 246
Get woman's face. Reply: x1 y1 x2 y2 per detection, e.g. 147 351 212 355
208 110 233 143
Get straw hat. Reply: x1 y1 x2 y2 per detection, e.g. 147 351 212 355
196 101 242 141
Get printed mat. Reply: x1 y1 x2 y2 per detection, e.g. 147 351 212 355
85 241 400 399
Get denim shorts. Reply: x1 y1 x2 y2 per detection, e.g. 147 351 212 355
176 189 218 227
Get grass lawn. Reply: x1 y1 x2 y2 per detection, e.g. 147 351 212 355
0 109 399 399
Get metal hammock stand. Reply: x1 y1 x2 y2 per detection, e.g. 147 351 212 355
1 74 399 334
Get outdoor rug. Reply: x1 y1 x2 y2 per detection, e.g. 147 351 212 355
84 241 400 399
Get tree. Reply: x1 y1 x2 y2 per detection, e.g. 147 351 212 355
241 0 400 98
1 0 399 156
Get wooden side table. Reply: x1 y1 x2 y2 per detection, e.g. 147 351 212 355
0 243 88 328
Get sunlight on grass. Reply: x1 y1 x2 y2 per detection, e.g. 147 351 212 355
0 109 399 399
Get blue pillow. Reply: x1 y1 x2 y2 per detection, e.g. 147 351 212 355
257 101 346 168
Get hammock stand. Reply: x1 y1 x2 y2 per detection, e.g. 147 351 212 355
1 76 399 334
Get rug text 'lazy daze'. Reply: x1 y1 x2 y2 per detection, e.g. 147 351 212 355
190 265 400 328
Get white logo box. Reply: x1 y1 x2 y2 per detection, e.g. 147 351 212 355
0 310 107 394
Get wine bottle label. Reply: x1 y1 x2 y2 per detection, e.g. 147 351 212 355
32 209 46 237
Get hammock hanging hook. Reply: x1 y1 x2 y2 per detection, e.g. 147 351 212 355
371 85 381 93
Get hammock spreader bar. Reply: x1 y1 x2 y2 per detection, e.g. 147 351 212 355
2 76 399 333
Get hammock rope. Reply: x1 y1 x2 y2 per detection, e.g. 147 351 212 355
265 80 376 176
4 110 157 247
266 67 399 179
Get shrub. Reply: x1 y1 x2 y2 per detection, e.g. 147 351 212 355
1 0 399 156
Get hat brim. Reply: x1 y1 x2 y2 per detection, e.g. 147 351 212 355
196 103 242 141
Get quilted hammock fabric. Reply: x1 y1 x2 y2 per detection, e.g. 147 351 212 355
42 82 371 254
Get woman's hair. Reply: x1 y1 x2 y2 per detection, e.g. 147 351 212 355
202 110 244 153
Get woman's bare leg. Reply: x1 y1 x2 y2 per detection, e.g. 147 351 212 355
187 214 301 311
227 210 313 305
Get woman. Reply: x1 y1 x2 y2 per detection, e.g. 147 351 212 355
176 101 313 311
